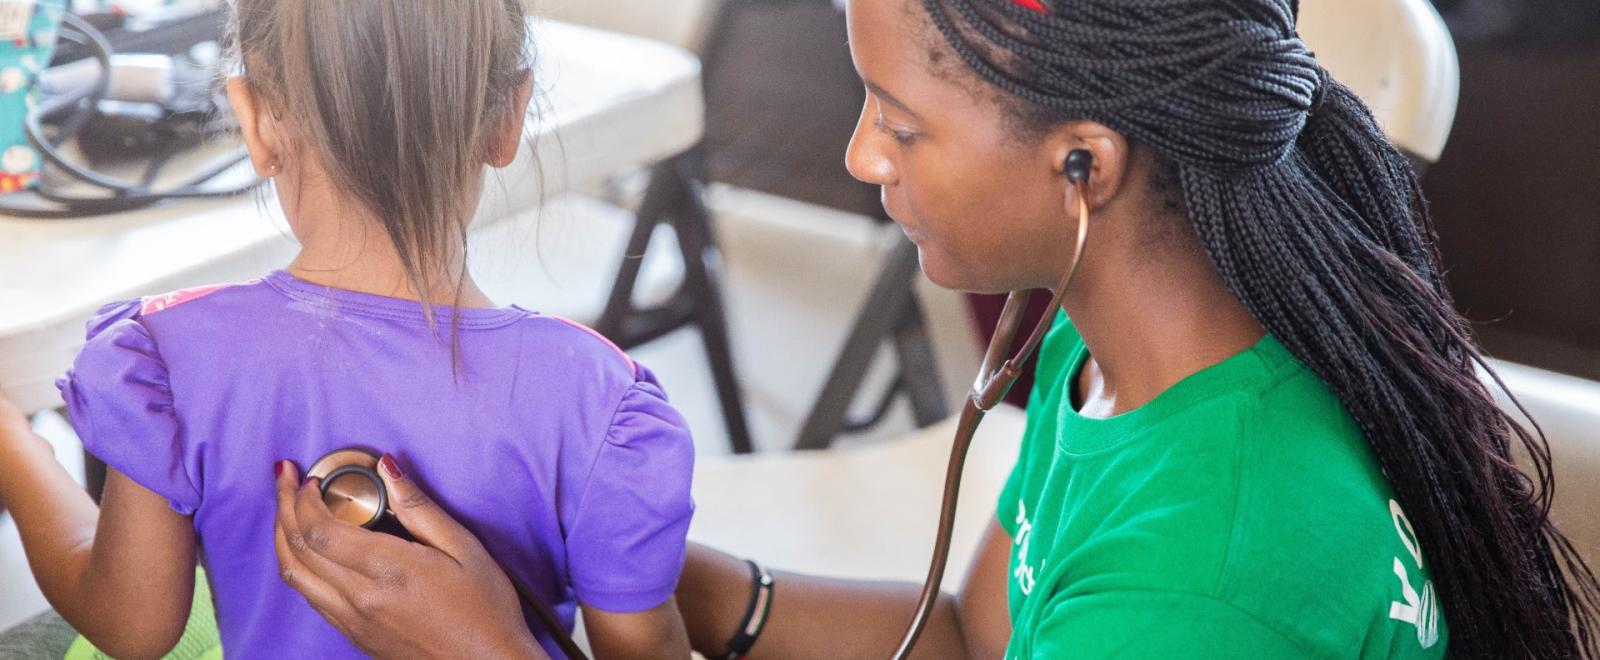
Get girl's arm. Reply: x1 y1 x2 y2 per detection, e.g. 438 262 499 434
580 599 691 659
0 397 196 659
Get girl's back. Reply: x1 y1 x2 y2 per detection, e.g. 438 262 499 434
61 272 693 657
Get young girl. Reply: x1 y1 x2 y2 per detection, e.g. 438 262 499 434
0 1 694 658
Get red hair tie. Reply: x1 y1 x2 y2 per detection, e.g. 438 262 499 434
1013 0 1047 12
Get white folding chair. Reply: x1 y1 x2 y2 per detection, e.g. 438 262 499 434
1298 0 1461 163
1492 363 1600 567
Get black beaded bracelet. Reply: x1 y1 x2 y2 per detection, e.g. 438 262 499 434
721 559 774 660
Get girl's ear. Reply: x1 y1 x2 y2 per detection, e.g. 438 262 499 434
487 73 535 169
226 77 283 177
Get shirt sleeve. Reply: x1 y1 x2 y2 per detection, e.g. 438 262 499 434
564 369 695 613
56 299 202 515
1031 590 1311 658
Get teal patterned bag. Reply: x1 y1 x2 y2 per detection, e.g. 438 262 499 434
0 0 64 193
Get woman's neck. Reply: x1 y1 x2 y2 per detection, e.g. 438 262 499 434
1063 230 1265 417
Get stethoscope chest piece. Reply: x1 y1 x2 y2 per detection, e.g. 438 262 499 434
307 448 391 530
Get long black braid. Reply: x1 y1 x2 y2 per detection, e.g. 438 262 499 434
921 0 1600 657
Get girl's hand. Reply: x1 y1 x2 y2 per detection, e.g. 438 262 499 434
273 458 548 660
0 388 21 511
0 387 34 445
0 387 48 458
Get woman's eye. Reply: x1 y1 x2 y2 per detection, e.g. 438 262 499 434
874 116 918 146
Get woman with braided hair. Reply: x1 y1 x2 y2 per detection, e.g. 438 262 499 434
255 0 1600 657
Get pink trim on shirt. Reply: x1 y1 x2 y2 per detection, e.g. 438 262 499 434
546 315 637 377
141 279 261 316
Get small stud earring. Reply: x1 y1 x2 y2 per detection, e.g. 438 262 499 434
267 162 280 175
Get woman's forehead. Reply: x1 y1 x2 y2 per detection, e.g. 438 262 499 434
847 0 981 107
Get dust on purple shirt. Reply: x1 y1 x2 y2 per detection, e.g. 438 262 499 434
57 270 696 659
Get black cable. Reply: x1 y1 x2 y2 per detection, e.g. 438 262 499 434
0 11 260 218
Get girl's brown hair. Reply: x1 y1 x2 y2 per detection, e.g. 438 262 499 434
230 0 531 334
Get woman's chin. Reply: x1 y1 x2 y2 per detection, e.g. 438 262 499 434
913 245 1011 295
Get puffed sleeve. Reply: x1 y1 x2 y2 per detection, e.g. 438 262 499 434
564 368 696 612
56 300 201 515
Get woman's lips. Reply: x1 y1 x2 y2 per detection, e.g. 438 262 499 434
880 194 925 241
896 221 928 242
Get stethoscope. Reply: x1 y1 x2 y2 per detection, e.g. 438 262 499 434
305 149 1095 660
888 148 1095 659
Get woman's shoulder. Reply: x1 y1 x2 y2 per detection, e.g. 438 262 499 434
1211 363 1445 656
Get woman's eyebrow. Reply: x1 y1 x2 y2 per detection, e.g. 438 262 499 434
864 79 924 121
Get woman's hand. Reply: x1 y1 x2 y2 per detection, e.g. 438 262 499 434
273 457 548 659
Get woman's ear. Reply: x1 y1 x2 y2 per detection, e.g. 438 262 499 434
1045 121 1130 209
487 73 535 169
226 77 282 177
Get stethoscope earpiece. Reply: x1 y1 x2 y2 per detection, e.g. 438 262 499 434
1065 149 1093 185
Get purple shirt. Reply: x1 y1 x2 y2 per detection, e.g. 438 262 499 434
57 270 696 659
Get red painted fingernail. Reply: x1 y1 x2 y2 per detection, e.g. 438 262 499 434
275 461 284 477
379 454 403 480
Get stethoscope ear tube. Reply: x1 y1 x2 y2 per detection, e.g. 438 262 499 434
889 172 1095 660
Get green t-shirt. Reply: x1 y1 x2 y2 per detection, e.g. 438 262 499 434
999 315 1448 658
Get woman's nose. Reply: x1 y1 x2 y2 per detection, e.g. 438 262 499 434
845 102 896 187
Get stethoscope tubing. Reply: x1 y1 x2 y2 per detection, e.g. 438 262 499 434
889 178 1093 660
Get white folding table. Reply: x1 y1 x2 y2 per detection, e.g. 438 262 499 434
0 20 706 417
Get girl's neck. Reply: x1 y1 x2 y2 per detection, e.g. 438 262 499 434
286 257 496 310
283 187 496 309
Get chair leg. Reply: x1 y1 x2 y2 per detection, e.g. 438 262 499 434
795 236 941 450
595 164 673 339
600 154 756 455
666 157 756 455
894 294 949 427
